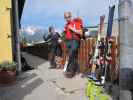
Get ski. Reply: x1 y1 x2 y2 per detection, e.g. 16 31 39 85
102 5 115 84
88 15 105 81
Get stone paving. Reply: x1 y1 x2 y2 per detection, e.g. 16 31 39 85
0 53 88 100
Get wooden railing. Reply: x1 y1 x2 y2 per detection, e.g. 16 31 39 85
61 37 118 81
22 37 118 81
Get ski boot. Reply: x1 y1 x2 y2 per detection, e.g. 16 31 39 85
87 73 98 81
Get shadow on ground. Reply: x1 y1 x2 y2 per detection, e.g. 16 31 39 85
0 72 44 100
0 52 48 100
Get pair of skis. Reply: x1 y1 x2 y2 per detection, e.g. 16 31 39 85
103 5 115 84
89 5 115 85
101 5 115 84
90 14 105 82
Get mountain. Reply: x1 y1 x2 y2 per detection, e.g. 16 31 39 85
20 26 48 43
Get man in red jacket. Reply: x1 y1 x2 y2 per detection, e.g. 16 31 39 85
64 12 83 77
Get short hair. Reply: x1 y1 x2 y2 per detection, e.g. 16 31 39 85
49 26 54 32
64 11 72 17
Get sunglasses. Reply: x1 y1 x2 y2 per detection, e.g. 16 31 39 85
64 16 71 19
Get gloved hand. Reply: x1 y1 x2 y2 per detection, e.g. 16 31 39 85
58 38 62 43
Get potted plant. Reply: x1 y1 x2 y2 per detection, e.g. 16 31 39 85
0 61 17 84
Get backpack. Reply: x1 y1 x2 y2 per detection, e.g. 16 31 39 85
73 17 86 39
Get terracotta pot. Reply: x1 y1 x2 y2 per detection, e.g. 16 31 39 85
0 70 16 84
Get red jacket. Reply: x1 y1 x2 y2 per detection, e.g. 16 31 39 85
64 18 83 40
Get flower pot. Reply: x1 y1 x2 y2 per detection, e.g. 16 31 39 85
0 70 16 84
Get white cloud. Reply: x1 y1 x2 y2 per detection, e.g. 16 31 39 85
26 26 37 35
21 26 45 35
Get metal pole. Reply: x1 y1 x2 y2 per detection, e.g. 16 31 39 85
13 0 22 72
119 0 133 99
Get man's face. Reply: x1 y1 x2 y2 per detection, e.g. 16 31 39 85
64 13 72 22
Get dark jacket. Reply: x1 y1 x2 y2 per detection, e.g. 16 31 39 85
43 32 61 46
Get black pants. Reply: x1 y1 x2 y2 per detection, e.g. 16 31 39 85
50 44 62 66
66 40 80 73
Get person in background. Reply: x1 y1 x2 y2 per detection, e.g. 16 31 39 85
43 26 62 69
63 11 83 77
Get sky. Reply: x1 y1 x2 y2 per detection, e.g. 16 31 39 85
21 0 118 30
